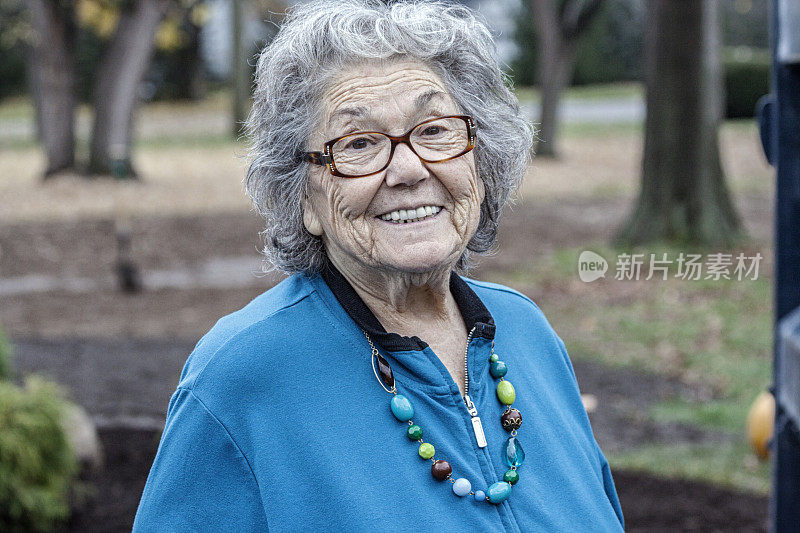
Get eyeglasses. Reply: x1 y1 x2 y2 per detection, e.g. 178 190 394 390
303 115 476 178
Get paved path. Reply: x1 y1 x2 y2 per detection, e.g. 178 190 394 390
521 97 644 124
0 256 274 297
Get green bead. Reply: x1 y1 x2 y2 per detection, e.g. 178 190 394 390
503 469 520 485
489 353 499 363
407 425 423 440
418 443 435 459
497 380 516 405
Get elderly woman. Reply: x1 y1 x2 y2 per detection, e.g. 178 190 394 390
134 1 624 531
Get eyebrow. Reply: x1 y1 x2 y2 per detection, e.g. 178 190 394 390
415 89 447 109
329 106 370 123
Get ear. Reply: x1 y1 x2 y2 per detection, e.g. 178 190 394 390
303 195 324 237
477 177 486 205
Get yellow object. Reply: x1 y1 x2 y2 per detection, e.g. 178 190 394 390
156 19 185 51
746 391 775 460
190 4 211 27
76 0 120 38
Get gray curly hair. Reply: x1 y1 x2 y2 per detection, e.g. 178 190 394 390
245 0 533 273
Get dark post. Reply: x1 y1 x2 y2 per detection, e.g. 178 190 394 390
757 1 800 531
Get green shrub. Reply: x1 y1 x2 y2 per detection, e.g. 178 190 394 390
0 376 79 533
0 1 27 100
0 327 13 381
724 47 771 119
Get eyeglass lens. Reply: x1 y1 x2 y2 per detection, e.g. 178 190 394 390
330 117 469 177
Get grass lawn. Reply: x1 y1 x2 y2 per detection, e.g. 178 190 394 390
490 239 773 494
609 440 771 494
0 96 35 120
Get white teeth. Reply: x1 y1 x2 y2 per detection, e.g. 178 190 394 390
379 205 442 224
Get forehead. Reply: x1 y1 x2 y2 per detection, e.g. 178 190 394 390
320 60 458 133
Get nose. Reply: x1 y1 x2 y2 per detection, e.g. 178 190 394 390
384 142 429 187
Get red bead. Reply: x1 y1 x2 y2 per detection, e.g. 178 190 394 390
431 460 452 481
501 408 522 431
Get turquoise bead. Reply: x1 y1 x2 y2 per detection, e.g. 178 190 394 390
487 481 512 504
503 437 526 468
474 490 486 502
489 353 499 363
452 478 471 497
390 395 414 421
490 361 508 378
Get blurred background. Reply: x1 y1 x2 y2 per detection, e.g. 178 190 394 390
0 0 778 531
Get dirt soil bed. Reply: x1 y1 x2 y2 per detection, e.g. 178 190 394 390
63 428 767 533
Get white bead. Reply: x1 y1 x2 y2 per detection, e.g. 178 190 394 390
452 477 471 497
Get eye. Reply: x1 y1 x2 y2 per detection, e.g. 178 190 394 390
344 137 372 150
421 125 443 136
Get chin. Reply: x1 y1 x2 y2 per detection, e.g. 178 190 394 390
378 247 461 276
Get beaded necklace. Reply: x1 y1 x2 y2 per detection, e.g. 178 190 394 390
366 331 525 505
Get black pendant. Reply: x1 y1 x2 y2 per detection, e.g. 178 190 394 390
375 353 395 390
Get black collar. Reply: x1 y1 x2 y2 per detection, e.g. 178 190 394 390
320 262 496 352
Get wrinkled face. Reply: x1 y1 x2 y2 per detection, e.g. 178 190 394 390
303 60 484 276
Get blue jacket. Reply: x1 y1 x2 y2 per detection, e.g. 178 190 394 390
133 267 624 532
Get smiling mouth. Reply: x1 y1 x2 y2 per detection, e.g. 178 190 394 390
378 205 442 224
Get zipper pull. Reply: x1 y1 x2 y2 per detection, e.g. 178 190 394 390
464 394 488 448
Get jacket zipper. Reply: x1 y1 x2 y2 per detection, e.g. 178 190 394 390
462 326 488 448
462 326 521 532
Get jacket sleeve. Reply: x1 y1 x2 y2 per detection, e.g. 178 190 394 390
596 441 625 529
555 335 625 530
133 388 270 532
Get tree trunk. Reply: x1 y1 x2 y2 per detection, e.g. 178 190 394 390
536 39 577 158
26 0 76 177
530 0 604 158
89 0 168 177
616 0 741 246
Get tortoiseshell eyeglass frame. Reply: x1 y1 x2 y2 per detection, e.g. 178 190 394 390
302 115 477 178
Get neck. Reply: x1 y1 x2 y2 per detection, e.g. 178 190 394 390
326 255 461 337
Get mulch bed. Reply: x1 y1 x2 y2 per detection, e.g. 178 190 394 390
64 428 768 532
